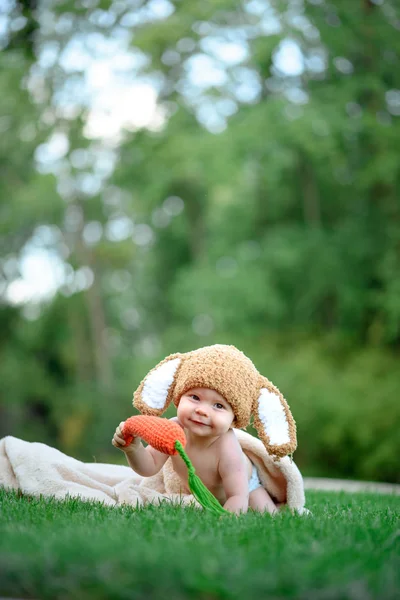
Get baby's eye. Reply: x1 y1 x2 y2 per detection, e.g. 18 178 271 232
214 403 225 410
190 394 200 401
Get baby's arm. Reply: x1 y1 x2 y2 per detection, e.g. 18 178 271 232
112 421 169 477
218 431 249 515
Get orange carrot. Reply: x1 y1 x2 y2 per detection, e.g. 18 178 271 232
123 415 186 455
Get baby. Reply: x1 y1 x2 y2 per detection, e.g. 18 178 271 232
113 387 277 514
113 344 297 515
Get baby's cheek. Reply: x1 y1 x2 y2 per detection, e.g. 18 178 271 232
177 404 187 419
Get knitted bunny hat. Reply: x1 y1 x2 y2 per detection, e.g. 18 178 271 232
133 344 297 458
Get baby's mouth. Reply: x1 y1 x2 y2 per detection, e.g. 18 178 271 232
190 419 210 427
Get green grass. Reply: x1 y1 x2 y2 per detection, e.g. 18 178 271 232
0 489 399 600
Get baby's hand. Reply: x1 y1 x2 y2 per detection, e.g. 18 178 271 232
112 421 136 452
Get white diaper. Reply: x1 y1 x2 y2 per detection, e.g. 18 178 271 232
248 463 262 493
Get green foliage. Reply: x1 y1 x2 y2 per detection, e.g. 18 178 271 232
246 336 400 484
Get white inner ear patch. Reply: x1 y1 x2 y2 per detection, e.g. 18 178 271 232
257 388 290 446
142 358 181 410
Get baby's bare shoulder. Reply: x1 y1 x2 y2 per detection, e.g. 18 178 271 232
217 430 247 476
218 430 243 459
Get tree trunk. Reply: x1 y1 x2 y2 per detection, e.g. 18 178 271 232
66 200 113 391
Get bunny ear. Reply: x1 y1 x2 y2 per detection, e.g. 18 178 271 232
133 353 183 416
252 377 297 459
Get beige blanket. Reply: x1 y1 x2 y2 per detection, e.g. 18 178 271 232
0 430 307 513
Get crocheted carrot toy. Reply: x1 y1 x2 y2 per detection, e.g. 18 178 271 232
123 415 228 516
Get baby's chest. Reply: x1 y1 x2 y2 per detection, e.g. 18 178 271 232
171 451 221 489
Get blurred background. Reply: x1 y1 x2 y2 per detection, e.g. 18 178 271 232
1 0 399 483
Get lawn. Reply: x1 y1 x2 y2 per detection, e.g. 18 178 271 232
0 488 399 599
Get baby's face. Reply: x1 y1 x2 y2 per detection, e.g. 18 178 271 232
177 387 235 437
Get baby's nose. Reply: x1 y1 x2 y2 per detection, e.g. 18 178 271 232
195 405 209 417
